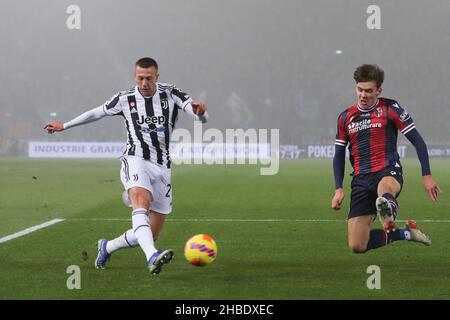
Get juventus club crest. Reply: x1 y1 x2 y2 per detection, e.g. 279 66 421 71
161 98 169 109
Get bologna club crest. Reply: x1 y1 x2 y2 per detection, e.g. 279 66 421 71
375 107 382 118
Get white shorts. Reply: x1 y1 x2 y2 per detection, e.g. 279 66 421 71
120 156 172 214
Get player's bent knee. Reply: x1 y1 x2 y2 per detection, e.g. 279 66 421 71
348 243 368 254
129 187 152 209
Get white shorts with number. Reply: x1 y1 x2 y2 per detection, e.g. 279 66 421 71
120 156 172 214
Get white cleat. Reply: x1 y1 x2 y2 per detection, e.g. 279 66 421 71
376 197 396 231
405 220 431 246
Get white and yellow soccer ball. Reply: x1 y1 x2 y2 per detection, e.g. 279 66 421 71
184 234 218 266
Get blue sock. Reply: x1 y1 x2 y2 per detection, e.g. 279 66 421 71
382 192 398 219
366 228 408 251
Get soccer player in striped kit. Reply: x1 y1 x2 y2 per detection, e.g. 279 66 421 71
44 57 208 273
331 64 441 253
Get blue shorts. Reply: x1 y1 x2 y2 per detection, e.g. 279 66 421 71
348 166 404 220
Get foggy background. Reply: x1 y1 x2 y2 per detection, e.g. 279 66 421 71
1 0 449 156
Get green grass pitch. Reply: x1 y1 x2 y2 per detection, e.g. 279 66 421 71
0 158 449 299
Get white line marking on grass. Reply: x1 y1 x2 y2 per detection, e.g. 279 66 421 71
66 218 450 223
0 219 65 244
169 218 346 222
68 218 345 222
70 218 130 221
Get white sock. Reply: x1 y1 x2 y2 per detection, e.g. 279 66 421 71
106 229 138 254
132 208 157 262
404 230 411 240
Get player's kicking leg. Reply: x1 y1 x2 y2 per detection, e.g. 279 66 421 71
95 198 170 270
129 187 174 275
376 175 431 245
97 224 174 274
100 157 174 274
366 218 432 250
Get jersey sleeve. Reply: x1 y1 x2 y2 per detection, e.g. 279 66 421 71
388 100 415 135
171 86 193 110
102 92 124 116
167 85 207 122
63 105 107 130
335 113 348 147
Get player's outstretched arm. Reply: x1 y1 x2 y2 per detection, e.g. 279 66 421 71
43 106 107 134
422 175 442 201
44 121 64 134
404 128 443 201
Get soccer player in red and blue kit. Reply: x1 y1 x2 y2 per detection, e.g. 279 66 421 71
331 64 442 253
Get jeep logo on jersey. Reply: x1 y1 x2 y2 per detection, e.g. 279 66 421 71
136 115 166 125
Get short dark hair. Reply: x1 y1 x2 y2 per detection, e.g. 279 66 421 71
135 57 158 70
353 64 384 88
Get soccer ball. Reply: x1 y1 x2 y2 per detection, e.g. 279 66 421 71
184 234 218 266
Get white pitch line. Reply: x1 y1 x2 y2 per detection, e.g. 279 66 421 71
66 218 450 223
168 218 345 222
67 218 345 222
0 219 65 244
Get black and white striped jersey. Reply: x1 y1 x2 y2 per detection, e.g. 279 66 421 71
101 83 203 168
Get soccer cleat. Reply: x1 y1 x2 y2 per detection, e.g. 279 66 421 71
405 220 432 246
376 196 396 231
148 249 174 275
95 239 111 269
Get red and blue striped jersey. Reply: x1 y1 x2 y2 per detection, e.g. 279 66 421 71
335 98 415 176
